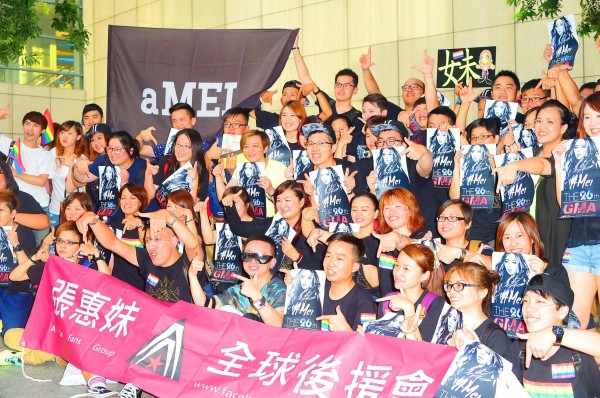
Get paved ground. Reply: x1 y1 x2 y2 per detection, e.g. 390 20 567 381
0 341 155 398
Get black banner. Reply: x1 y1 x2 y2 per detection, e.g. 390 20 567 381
107 26 298 141
436 46 497 88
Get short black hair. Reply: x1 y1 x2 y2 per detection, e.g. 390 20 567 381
492 70 521 91
222 107 249 124
465 117 501 142
22 111 47 130
329 114 352 128
283 80 301 90
168 103 196 119
363 93 388 111
522 79 550 97
335 68 359 87
580 82 596 92
82 103 103 118
428 106 457 125
326 233 366 262
245 235 277 257
437 199 474 226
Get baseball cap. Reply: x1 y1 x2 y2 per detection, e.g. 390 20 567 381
370 123 400 137
85 123 112 139
474 89 492 103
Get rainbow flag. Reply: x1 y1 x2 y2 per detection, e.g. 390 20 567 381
378 253 396 270
41 108 54 146
8 138 26 174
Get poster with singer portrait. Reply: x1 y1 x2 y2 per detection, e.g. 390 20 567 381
309 165 351 229
293 150 312 180
155 162 192 208
265 126 292 166
492 252 534 338
283 269 326 331
98 165 121 219
213 222 243 287
459 144 495 209
0 226 15 287
371 147 410 199
427 128 461 188
559 137 600 218
514 127 540 150
265 212 296 271
495 148 535 215
431 303 463 345
548 14 579 68
236 161 267 219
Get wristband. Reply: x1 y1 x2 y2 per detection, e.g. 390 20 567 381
167 216 177 227
292 47 300 50
253 296 267 310
455 98 462 104
294 252 303 263
13 243 23 252
314 88 321 95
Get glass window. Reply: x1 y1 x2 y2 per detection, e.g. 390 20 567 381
0 1 83 90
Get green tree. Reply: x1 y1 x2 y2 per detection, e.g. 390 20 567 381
0 0 89 66
507 0 600 38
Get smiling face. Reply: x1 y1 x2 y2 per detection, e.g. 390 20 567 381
382 199 410 232
307 132 335 167
171 109 196 130
120 188 142 216
64 199 86 222
281 87 301 105
437 204 470 241
82 110 103 131
22 119 43 144
323 241 360 283
281 106 301 133
242 240 275 278
522 291 567 332
90 133 107 154
145 228 178 266
107 138 132 167
445 270 485 313
331 119 351 141
393 251 429 292
501 220 533 255
413 104 428 128
583 104 600 137
402 78 424 107
334 75 358 102
275 189 304 222
492 76 518 102
351 196 378 228
362 102 386 122
535 107 567 146
242 135 267 162
173 133 193 163
365 128 378 150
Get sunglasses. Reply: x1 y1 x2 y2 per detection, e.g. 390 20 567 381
241 252 274 264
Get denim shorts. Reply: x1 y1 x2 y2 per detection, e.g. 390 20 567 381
562 244 600 276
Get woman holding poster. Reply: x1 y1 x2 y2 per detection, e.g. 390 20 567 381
553 92 600 328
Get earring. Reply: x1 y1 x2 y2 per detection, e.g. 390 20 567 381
421 280 426 289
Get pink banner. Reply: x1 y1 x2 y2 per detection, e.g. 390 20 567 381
22 256 457 397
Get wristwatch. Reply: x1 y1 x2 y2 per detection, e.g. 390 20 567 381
552 326 564 344
252 296 267 311
13 244 23 252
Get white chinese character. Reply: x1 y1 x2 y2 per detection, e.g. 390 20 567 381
392 370 434 397
99 298 140 337
69 289 111 328
248 351 300 386
345 361 392 398
52 279 79 318
294 354 341 397
207 341 256 377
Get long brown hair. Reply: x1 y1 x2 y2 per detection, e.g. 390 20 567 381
166 189 199 224
495 211 546 261
400 244 444 297
576 91 600 138
55 121 86 158
376 188 425 234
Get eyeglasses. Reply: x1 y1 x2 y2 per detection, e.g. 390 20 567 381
174 142 192 151
402 84 424 91
306 141 334 148
106 147 124 155
223 122 248 130
334 83 355 89
144 237 169 246
443 281 481 292
470 134 493 143
521 96 547 105
242 252 274 264
436 216 466 223
55 238 82 246
375 139 402 148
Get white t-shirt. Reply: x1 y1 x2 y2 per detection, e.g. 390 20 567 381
0 135 53 208
49 148 87 215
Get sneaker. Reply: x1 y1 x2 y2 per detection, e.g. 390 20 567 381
0 350 22 366
118 383 142 398
87 386 114 397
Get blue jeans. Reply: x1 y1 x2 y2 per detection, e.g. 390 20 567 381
0 288 34 336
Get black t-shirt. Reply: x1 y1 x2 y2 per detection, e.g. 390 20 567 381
440 240 493 273
17 190 46 215
135 247 192 303
27 257 99 288
511 341 600 397
318 91 361 123
106 218 146 291
470 193 502 243
475 318 521 380
255 107 280 130
355 235 380 297
0 225 36 293
322 281 377 330
416 292 447 342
